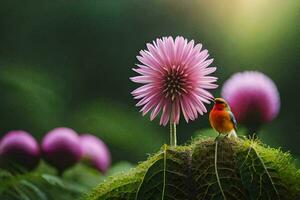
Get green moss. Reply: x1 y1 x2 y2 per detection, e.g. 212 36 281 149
239 139 300 197
84 145 192 200
84 138 300 200
84 153 157 200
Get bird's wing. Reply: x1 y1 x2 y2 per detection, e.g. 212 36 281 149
229 111 237 131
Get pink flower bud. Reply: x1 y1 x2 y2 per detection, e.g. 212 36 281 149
80 134 111 173
0 130 40 171
41 127 82 174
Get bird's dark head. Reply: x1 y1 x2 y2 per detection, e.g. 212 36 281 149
214 98 228 109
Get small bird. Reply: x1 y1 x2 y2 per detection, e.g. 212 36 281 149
209 98 238 139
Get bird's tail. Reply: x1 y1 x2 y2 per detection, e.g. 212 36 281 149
228 129 238 138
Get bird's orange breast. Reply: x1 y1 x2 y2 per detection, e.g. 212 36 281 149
209 110 234 134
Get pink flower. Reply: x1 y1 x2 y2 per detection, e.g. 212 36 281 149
0 130 40 172
41 127 82 173
130 36 218 126
80 134 111 173
221 71 280 130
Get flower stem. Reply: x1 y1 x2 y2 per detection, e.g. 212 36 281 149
169 122 177 146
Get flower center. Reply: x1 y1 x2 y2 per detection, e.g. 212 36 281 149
163 66 188 101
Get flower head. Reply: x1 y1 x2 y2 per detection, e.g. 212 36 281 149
0 130 40 171
131 36 218 126
221 71 280 130
80 134 111 173
41 127 82 173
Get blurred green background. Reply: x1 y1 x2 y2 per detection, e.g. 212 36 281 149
0 0 299 164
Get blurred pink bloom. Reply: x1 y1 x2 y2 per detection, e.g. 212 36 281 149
222 71 280 129
80 134 111 174
41 127 82 173
131 36 218 126
0 130 40 171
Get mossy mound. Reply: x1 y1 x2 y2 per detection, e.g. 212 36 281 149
84 137 300 200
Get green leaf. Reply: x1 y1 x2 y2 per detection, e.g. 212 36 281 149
135 145 193 200
19 180 47 200
85 156 158 200
0 170 83 200
86 172 140 200
41 174 65 188
85 138 300 200
192 139 247 200
236 142 289 199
